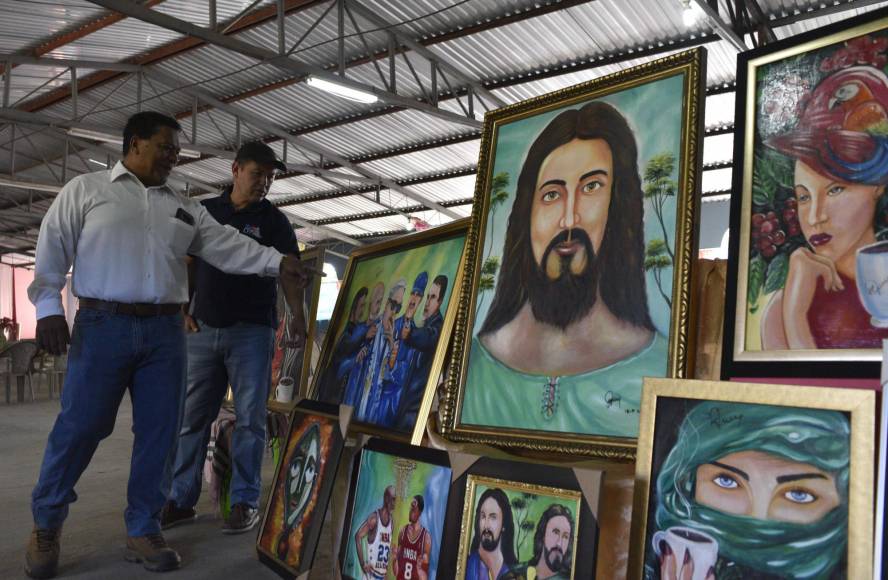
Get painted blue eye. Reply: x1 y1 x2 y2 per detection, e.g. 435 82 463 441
713 475 738 489
784 489 816 504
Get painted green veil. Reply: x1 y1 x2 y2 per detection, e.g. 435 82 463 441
652 401 849 579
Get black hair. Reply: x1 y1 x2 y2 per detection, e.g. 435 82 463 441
480 101 654 335
432 274 448 299
413 494 425 513
123 111 181 155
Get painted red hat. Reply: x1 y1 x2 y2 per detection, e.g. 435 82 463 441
766 66 888 184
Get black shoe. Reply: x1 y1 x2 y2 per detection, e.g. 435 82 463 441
222 503 259 534
160 501 196 530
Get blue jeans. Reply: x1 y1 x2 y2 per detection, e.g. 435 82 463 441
31 308 186 537
168 320 274 510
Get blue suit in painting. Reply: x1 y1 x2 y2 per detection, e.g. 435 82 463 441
465 550 514 580
394 309 443 431
341 318 375 410
366 273 427 427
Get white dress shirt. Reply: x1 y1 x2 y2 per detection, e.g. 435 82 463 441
28 162 284 319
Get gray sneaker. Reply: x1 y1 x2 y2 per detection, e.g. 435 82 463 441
222 503 259 534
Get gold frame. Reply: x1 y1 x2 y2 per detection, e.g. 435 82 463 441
439 48 705 460
455 474 583 580
628 377 875 580
307 219 469 444
728 10 888 371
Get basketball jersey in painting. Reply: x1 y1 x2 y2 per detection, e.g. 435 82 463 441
395 526 428 580
365 509 392 580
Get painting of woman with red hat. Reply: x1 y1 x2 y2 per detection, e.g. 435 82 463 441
748 34 888 350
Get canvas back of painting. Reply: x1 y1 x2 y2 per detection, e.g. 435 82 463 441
339 443 452 580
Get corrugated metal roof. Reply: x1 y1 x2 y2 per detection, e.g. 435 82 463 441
2 0 887 248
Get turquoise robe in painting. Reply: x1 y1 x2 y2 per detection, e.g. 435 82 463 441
461 333 667 438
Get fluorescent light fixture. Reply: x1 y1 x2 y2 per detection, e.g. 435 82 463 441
66 127 200 159
67 127 123 144
88 158 107 167
306 75 378 104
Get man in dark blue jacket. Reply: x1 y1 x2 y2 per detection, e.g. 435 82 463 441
162 142 306 534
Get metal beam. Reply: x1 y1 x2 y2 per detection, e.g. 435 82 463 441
285 213 362 245
87 0 481 129
0 54 142 72
145 67 461 219
691 0 748 51
345 0 506 109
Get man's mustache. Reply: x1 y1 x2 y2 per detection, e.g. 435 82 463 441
541 228 594 269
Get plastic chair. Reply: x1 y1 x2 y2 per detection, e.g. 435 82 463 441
46 354 67 399
5 340 38 402
0 356 11 404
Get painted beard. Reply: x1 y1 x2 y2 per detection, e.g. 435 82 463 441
528 228 599 330
480 529 501 552
544 546 565 571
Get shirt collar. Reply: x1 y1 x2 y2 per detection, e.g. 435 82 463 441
110 161 176 195
221 185 266 214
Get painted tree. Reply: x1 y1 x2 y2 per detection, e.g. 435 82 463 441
644 238 672 308
477 172 510 317
509 492 538 561
643 152 676 262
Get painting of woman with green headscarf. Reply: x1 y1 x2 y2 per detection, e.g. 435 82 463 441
646 400 850 580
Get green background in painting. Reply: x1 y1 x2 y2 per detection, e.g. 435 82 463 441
330 234 466 351
343 450 451 580
473 72 686 338
465 481 581 569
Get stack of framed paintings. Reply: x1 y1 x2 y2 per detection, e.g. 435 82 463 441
309 219 469 443
438 48 706 460
629 378 874 580
722 6 888 379
257 399 349 578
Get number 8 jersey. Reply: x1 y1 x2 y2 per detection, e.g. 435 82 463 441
365 509 392 580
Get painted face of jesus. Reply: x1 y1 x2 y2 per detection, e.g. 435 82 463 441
479 496 504 552
694 449 841 524
530 138 613 281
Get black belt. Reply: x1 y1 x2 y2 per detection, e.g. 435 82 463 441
79 298 182 317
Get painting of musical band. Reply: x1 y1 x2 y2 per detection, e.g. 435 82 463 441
723 7 888 377
311 220 468 441
339 440 451 580
256 400 346 578
440 48 704 458
271 247 324 403
629 378 875 580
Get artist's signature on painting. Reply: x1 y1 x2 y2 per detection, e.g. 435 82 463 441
604 391 639 415
708 407 743 428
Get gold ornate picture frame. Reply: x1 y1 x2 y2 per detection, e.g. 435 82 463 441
439 48 705 459
629 377 875 580
722 7 888 378
308 219 468 444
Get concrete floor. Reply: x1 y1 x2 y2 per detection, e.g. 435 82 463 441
0 394 337 579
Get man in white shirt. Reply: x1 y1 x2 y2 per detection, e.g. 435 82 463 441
24 111 309 579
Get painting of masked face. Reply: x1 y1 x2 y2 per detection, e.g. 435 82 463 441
257 404 345 578
285 423 320 530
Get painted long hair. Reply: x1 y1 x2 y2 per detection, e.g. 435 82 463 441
470 487 518 568
531 503 574 572
479 101 654 336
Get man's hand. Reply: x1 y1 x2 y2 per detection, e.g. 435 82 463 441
184 313 200 333
279 254 310 289
36 315 70 355
286 309 307 350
